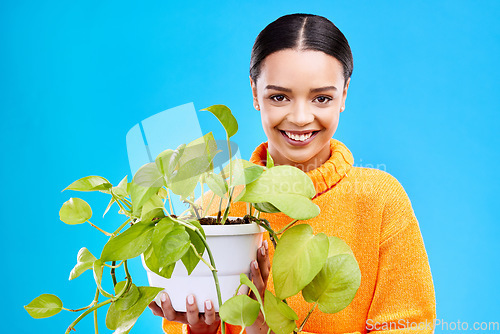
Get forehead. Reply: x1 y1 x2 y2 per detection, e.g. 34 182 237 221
258 49 344 88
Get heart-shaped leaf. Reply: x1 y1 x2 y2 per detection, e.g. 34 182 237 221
181 220 206 275
100 221 155 261
219 295 260 328
140 194 165 222
112 176 129 198
263 290 297 334
235 166 319 220
106 286 163 333
59 198 92 225
205 171 228 198
69 247 97 280
302 237 361 314
24 294 63 319
63 175 112 192
130 163 164 212
272 224 329 299
114 281 141 311
201 105 238 138
143 244 176 279
152 219 190 266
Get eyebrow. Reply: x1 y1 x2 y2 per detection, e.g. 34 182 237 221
265 85 337 93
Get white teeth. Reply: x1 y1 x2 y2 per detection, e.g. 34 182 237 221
284 131 314 141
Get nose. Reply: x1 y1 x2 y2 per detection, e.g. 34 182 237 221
288 102 315 126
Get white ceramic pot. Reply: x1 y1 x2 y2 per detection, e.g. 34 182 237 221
142 218 266 312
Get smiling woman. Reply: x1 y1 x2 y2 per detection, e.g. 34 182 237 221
155 13 436 334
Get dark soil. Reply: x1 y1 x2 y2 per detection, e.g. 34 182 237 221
198 214 252 225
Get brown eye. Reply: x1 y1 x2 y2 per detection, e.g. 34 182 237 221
315 96 332 104
270 94 287 102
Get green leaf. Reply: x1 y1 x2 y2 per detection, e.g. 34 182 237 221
266 150 274 168
69 247 97 280
157 187 168 200
93 259 113 298
263 290 298 334
178 133 219 167
205 171 228 198
140 194 165 222
106 286 163 333
219 295 260 328
24 294 63 319
239 273 265 320
252 201 280 214
63 175 112 192
143 244 176 279
130 163 164 212
181 220 206 275
152 219 190 266
168 155 211 198
220 159 264 187
59 198 92 225
101 221 155 261
113 176 129 198
114 281 141 311
302 237 361 314
201 105 238 138
272 224 329 299
235 166 320 220
155 149 175 176
103 197 116 217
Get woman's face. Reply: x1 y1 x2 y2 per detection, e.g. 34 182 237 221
250 49 350 172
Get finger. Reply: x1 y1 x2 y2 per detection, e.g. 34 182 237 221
160 292 179 321
148 300 164 317
257 240 270 286
203 300 216 325
250 259 265 299
185 294 200 326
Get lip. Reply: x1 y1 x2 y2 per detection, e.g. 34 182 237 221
279 130 320 146
279 129 320 134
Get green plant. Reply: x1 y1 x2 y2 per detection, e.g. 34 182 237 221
24 104 361 334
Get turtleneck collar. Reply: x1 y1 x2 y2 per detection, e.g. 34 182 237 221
249 138 354 197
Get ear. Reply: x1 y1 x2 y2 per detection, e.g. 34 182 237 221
249 76 258 101
340 77 351 112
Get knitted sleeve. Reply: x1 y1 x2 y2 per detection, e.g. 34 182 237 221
365 174 436 333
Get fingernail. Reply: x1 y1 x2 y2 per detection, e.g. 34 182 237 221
253 260 258 270
205 300 212 310
263 240 268 250
161 292 167 302
261 246 265 256
187 294 194 305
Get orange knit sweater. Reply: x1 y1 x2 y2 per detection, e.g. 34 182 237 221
162 138 436 334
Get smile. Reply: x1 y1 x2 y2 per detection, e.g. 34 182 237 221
279 130 320 145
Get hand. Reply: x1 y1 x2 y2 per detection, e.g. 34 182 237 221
148 292 220 334
246 240 272 334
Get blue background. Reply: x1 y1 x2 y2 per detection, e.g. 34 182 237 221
1 0 498 333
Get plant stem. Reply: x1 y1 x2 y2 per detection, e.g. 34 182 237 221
203 192 216 217
65 299 113 334
183 197 201 220
86 220 112 236
112 218 133 236
200 181 204 212
167 188 175 215
189 243 215 271
93 288 99 334
220 187 234 225
193 228 226 334
295 302 318 333
110 261 118 287
276 219 298 235
246 216 278 249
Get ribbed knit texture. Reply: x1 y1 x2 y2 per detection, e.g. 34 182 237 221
162 138 436 334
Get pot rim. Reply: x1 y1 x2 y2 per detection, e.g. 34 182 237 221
200 218 266 236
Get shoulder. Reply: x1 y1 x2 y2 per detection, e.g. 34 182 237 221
347 166 409 202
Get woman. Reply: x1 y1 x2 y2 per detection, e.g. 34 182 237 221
149 13 436 334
